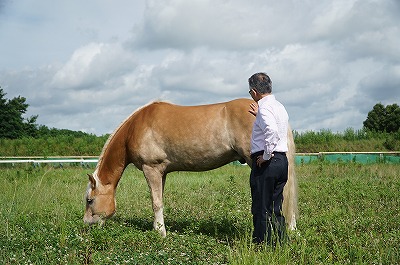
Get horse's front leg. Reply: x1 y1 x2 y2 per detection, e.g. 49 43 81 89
142 164 167 237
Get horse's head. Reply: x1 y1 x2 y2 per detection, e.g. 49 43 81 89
83 173 116 225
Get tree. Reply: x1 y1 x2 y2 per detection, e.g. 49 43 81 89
363 103 400 133
0 88 38 139
385 103 400 133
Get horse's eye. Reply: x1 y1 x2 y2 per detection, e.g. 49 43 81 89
87 198 94 205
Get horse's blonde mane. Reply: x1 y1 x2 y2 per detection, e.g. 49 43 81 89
96 100 161 169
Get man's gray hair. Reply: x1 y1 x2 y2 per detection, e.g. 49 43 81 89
248 73 272 94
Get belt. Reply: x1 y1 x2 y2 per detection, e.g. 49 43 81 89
251 151 286 159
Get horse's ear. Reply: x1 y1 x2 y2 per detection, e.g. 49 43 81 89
87 174 96 188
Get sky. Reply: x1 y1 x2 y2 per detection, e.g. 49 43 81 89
1 0 399 135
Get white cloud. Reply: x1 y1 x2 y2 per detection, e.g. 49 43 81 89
131 0 319 50
1 0 399 135
51 42 137 91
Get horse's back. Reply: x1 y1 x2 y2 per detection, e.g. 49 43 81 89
131 98 254 137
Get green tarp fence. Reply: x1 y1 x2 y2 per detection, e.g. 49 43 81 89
295 153 400 165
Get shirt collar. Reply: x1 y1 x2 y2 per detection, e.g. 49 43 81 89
258 94 275 106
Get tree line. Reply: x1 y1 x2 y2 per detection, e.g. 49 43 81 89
0 88 399 155
0 88 94 139
363 102 400 133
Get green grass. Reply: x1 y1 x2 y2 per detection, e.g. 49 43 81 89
1 163 399 264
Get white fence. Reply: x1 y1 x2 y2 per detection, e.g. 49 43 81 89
0 156 98 166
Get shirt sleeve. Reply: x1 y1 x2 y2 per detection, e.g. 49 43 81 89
258 106 280 160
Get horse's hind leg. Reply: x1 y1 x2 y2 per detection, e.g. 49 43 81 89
142 164 167 237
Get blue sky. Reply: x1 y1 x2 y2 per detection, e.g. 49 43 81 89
1 0 399 135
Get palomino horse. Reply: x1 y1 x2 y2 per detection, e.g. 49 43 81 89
84 98 297 237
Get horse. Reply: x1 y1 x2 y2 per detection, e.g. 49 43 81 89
83 98 298 237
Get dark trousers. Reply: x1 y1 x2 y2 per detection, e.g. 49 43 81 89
250 151 288 244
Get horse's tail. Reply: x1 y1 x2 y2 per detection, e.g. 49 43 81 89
283 125 298 230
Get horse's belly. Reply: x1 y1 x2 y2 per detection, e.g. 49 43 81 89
166 146 239 172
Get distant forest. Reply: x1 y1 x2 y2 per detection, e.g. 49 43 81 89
0 87 399 156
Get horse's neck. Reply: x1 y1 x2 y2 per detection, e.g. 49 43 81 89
96 134 128 187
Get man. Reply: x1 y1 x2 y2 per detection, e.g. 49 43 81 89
248 72 289 245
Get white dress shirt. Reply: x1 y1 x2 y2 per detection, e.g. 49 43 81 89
250 94 289 161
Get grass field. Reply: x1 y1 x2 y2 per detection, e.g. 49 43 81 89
1 163 399 264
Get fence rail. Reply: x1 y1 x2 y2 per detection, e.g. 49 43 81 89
0 152 399 166
0 156 98 166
